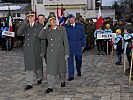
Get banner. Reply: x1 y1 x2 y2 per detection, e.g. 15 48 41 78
97 33 116 40
2 31 15 37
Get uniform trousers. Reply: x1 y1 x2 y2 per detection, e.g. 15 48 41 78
26 69 43 86
68 54 82 78
47 73 66 89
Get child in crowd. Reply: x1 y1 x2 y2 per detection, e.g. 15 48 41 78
114 29 123 65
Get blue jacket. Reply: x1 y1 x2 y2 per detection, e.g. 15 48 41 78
114 34 123 50
94 29 104 38
1 27 9 38
124 33 133 53
104 29 112 34
65 23 86 55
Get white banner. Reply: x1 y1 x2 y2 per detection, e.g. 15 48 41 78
2 31 15 37
97 33 116 40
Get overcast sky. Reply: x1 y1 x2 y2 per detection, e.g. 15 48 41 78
102 0 122 6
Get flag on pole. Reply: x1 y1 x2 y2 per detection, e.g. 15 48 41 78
34 5 38 22
8 7 13 32
96 6 103 29
59 5 65 26
56 4 59 25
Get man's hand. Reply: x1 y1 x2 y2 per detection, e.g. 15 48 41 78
82 47 84 52
65 18 69 24
65 55 69 60
40 53 45 57
44 21 50 29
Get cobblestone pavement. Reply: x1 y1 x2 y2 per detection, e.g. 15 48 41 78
0 48 133 100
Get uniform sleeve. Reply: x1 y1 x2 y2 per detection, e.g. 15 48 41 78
17 23 26 36
81 25 86 47
62 28 69 56
38 28 47 40
41 40 47 54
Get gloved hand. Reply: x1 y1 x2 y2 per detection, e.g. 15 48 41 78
40 53 45 57
65 55 69 60
44 20 50 29
82 47 84 52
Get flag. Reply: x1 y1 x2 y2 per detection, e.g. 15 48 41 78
59 5 65 26
56 5 59 25
8 7 13 32
96 6 103 29
34 5 38 22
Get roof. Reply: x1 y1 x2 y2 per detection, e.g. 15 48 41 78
0 3 31 11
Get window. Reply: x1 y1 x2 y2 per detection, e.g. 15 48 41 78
49 12 55 17
37 0 43 4
13 13 16 17
17 13 20 17
76 13 80 18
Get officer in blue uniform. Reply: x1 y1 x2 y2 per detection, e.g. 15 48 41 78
65 14 86 81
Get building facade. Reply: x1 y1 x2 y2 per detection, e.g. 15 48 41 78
32 0 115 20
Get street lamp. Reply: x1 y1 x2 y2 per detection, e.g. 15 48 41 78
95 0 102 9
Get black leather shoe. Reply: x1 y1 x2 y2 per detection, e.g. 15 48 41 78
77 72 81 77
67 77 74 81
37 79 42 85
45 88 53 94
24 85 33 90
125 68 130 75
61 82 66 87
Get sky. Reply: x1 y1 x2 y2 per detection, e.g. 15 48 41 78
102 0 123 6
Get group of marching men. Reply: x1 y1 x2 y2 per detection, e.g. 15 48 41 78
17 12 86 93
94 23 133 79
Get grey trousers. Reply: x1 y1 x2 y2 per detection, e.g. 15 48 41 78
26 69 43 86
47 73 66 89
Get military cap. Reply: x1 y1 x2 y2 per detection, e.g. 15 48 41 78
48 16 56 21
27 11 35 17
68 14 75 18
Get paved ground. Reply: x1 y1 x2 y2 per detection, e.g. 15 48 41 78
0 48 133 100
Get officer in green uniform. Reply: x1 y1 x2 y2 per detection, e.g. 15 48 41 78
17 12 43 90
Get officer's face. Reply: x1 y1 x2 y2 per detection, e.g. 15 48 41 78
28 16 35 23
69 18 75 24
50 19 56 26
38 16 45 24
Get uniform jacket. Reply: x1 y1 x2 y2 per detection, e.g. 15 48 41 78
17 22 43 71
65 23 86 55
38 26 69 75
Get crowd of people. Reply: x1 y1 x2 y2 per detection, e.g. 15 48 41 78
0 18 24 51
1 11 133 93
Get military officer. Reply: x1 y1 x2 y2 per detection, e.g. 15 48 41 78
17 12 43 90
84 19 95 50
65 14 86 81
38 16 69 94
